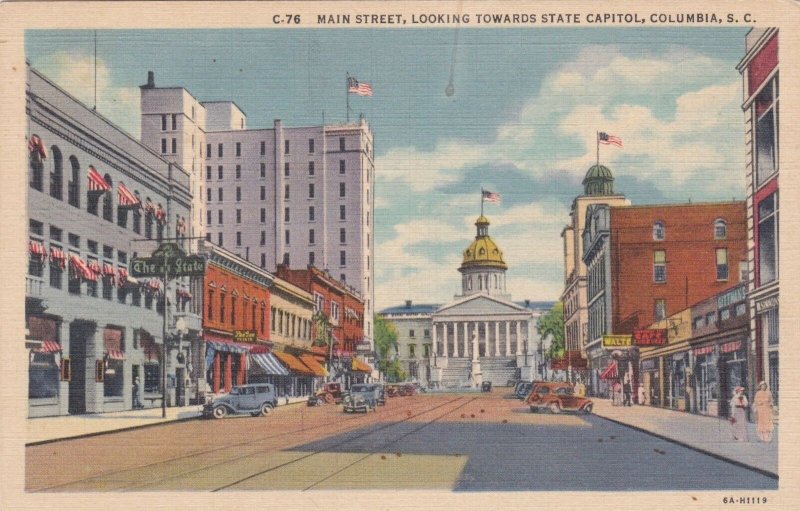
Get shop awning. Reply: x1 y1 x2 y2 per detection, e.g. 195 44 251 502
206 337 251 354
29 240 46 258
34 340 61 353
599 361 618 380
117 181 141 208
272 351 315 376
251 353 290 376
300 354 328 377
351 358 373 373
87 165 111 192
105 350 125 360
249 343 270 354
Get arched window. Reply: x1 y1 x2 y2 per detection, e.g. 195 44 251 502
652 221 665 241
714 219 727 239
29 136 44 191
49 146 63 200
144 197 154 239
68 156 80 208
132 192 142 234
102 174 113 222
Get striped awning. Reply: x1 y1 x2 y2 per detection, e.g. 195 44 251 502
34 340 61 353
251 353 290 376
273 351 315 376
117 181 141 208
300 354 328 377
29 240 46 257
206 337 250 354
599 361 618 380
105 350 125 360
87 165 111 192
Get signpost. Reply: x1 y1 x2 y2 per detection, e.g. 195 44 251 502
130 242 206 418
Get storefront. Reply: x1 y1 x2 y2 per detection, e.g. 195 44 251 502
640 357 660 407
665 352 689 411
205 337 249 394
691 345 719 416
27 315 63 417
718 339 747 419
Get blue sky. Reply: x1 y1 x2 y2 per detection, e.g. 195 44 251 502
26 28 750 308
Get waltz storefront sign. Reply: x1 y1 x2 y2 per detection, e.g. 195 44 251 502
233 330 257 343
633 329 667 346
130 243 206 277
602 335 632 348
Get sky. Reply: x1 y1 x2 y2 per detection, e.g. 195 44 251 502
25 28 751 310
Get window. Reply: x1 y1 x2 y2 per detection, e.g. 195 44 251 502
260 208 266 223
283 207 290 222
171 138 177 154
340 205 346 220
308 138 315 153
693 316 705 329
754 77 778 186
309 206 315 221
735 303 747 317
716 248 729 280
714 219 727 239
740 261 748 282
171 114 177 130
339 159 345 174
218 143 223 157
340 228 346 243
339 183 345 197
67 156 80 208
285 230 290 244
207 210 212 225
260 253 266 268
309 229 315 244
161 138 167 154
216 188 223 202
235 142 241 157
340 273 346 282
218 165 224 179
340 250 346 266
309 252 315 265
207 188 212 202
260 231 266 246
706 312 717 327
206 166 212 180
652 221 665 241
219 293 226 323
236 209 241 223
331 302 340 323
282 252 290 265
236 187 241 202
260 163 266 178
758 192 778 285
409 329 416 338
284 162 290 176
206 143 211 157
261 186 266 201
284 140 290 154
653 250 666 283
235 165 241 179
339 137 345 152
236 231 242 246
284 185 290 199
721 308 731 321
261 141 266 156
308 183 315 198
161 115 167 131
218 210 223 224
308 161 315 175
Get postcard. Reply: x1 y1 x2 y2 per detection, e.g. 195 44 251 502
1 1 798 510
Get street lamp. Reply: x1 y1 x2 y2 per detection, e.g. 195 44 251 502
523 337 529 367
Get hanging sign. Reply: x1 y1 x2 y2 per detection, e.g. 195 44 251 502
633 329 667 346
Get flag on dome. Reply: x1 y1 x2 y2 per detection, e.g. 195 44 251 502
482 190 501 203
598 132 623 147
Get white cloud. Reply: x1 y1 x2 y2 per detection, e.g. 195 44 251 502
34 52 141 137
377 140 489 192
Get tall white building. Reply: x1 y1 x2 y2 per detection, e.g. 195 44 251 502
140 73 375 347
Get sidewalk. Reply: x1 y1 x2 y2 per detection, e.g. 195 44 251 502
592 400 778 477
26 396 309 445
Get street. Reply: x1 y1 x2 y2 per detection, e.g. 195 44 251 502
26 390 777 492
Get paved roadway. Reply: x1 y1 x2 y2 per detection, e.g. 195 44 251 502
26 391 777 492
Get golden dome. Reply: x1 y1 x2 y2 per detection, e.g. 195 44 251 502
460 216 508 271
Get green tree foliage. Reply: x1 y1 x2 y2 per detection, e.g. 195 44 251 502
536 301 565 359
312 311 331 348
373 314 398 361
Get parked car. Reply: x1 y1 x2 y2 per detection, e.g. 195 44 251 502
314 382 345 404
481 381 493 392
307 394 323 406
386 385 400 398
514 382 533 399
374 384 386 406
203 384 278 419
343 384 378 413
527 382 593 414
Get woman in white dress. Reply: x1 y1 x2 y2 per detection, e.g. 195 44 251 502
729 386 749 441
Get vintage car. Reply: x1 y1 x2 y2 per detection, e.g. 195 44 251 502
527 382 594 414
386 385 400 398
399 383 417 396
203 384 278 419
314 382 345 404
343 384 378 413
514 381 533 399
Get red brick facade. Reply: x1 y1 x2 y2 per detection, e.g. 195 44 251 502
275 265 364 355
610 202 747 334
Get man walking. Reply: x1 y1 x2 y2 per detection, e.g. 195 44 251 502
133 376 143 409
622 374 632 407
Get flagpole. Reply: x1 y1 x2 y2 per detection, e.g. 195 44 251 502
346 72 350 123
596 131 599 167
480 188 484 217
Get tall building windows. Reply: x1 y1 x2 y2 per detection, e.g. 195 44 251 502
217 232 223 246
308 161 315 175
49 147 63 200
284 140 290 154
207 210 212 225
758 192 778 285
340 250 346 266
236 231 242 246
285 230 290 244
171 114 177 130
339 182 346 197
284 184 290 199
218 143 223 157
740 261 748 282
218 188 223 201
218 166 223 179
260 231 266 246
339 137 345 152
309 229 315 244
260 208 266 223
309 252 315 265
308 138 315 153
206 166 212 180
260 163 266 178
206 143 211 158
236 187 241 202
284 162 290 176
309 206 315 221
171 138 177 154
655 299 666 321
340 205 346 220
235 165 241 179
207 188 211 202
339 159 346 174
235 142 241 157
652 221 665 241
161 115 167 131
754 76 778 186
261 186 266 200
161 138 167 154
653 250 666 283
284 207 290 222
218 210 223 224
260 141 266 156
207 290 214 321
715 219 727 239
260 253 266 268
716 248 729 280
308 183 315 198
340 228 346 243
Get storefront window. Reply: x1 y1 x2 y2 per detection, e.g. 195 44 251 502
758 192 778 285
29 352 60 399
668 357 686 407
144 363 160 393
694 353 719 415
104 359 124 397
768 351 779 403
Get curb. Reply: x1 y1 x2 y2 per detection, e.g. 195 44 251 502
593 413 778 480
26 399 309 447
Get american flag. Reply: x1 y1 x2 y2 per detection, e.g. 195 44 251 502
348 77 373 96
482 190 501 203
598 132 623 147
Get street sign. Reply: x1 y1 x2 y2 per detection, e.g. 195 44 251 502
633 329 667 346
233 330 257 343
130 243 205 277
602 335 633 348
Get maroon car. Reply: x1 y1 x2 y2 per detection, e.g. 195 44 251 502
527 382 593 414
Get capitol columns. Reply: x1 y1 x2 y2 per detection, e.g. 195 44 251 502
505 321 511 357
516 321 522 355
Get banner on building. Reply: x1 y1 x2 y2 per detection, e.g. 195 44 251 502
233 330 257 343
633 329 667 346
602 335 632 348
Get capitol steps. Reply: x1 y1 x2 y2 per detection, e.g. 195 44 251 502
439 358 472 388
478 357 518 386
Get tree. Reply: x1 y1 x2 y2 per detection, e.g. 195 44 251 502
373 314 398 361
536 301 565 360
312 311 331 348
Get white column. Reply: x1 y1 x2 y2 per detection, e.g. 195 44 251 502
505 321 511 356
453 322 459 357
443 322 449 358
463 322 469 359
484 321 490 358
494 322 501 356
432 322 438 357
515 321 522 355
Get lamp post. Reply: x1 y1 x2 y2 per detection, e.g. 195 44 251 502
523 337 529 367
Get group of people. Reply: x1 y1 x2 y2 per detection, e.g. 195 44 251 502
609 377 634 406
729 381 775 443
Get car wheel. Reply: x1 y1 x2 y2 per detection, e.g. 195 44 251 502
260 403 274 417
583 404 593 414
212 406 228 419
325 393 335 404
548 402 561 414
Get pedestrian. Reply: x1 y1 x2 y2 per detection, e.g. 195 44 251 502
612 380 622 406
754 381 774 442
638 384 647 406
623 376 632 407
729 386 749 442
574 380 586 397
132 376 143 409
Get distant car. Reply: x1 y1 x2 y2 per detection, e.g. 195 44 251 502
307 394 323 406
527 382 593 414
343 384 378 413
386 385 400 398
315 382 345 404
400 383 417 396
203 384 278 419
374 384 386 406
514 382 533 399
